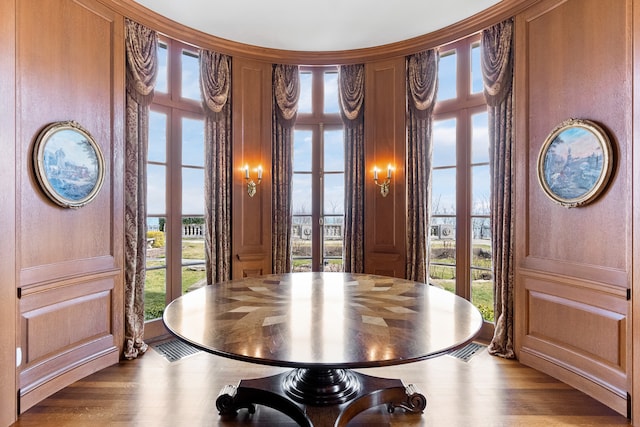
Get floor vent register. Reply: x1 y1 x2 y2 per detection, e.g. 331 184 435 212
152 339 201 362
448 342 486 362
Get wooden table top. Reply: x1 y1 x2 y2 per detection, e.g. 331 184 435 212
163 272 483 369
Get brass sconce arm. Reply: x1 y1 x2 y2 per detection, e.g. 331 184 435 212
244 165 263 197
373 165 393 197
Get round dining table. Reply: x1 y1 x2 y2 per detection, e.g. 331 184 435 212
163 272 483 426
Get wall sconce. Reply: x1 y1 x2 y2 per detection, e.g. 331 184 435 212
244 164 262 197
373 164 393 197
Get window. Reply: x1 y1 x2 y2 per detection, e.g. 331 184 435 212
430 34 494 322
145 37 206 326
292 67 345 272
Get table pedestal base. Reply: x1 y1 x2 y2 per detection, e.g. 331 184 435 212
215 368 427 427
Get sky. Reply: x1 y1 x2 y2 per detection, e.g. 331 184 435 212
147 43 492 220
431 45 490 216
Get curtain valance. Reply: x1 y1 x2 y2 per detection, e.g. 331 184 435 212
339 64 365 123
482 19 514 107
124 18 157 105
273 64 300 126
200 51 231 114
408 50 438 118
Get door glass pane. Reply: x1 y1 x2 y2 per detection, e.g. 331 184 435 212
323 173 344 215
472 216 491 245
156 43 168 94
428 263 456 294
292 216 313 252
149 111 167 163
430 217 456 292
292 174 312 215
298 72 312 114
438 50 457 101
431 168 456 214
433 119 457 167
181 50 200 101
182 168 204 215
145 216 166 320
182 118 204 167
147 164 166 215
292 215 312 273
292 258 312 273
472 276 494 322
471 165 490 216
181 216 206 295
294 130 312 172
471 42 484 94
472 112 489 164
323 216 343 273
323 71 339 114
471 222 493 323
323 129 344 171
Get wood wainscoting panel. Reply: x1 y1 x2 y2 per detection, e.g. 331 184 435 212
528 292 625 369
518 270 628 415
363 58 406 278
231 58 272 279
18 275 120 412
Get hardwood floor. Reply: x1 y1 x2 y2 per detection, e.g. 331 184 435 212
13 341 630 427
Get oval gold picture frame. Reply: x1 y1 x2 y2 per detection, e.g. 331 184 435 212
537 118 613 208
33 121 105 208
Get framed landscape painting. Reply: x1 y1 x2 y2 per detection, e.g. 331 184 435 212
33 121 105 208
537 118 613 208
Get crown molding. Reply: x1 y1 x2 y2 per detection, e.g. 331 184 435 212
102 0 541 64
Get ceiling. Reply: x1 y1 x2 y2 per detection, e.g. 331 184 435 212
134 0 501 52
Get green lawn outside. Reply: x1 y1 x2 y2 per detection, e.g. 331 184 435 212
144 239 206 320
429 239 494 321
144 236 494 322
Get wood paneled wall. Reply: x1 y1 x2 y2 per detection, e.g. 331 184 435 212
2 0 640 424
514 0 632 416
231 58 273 278
633 1 640 422
14 0 124 413
0 0 17 424
364 58 407 278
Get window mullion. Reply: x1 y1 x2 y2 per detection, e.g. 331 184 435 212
167 111 183 302
456 110 472 300
311 124 323 271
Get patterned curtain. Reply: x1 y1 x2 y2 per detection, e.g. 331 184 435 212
123 19 157 359
482 18 516 359
272 64 299 273
406 50 438 282
200 50 232 284
339 64 365 273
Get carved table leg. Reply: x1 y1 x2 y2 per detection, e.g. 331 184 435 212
215 373 312 426
334 372 427 426
387 383 428 413
216 384 255 415
215 369 427 427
